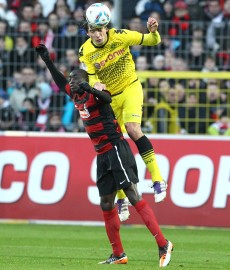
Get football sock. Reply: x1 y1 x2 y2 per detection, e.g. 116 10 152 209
116 189 126 200
134 135 163 183
102 208 124 256
134 199 167 247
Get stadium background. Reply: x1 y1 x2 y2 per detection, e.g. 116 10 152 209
0 0 229 227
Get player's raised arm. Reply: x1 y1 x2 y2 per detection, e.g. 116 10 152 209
35 44 68 92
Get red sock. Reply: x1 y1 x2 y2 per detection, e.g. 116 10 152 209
102 208 124 256
134 199 167 247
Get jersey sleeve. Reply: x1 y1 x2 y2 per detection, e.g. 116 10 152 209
112 29 144 46
142 30 161 46
112 28 161 47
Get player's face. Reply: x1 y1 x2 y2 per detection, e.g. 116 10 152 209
87 26 108 46
69 70 84 94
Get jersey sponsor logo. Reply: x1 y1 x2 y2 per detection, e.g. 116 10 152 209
94 63 101 69
78 104 90 118
90 53 100 59
132 114 141 118
95 48 125 69
114 29 127 34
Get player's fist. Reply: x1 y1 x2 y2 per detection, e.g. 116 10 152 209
79 82 94 93
147 17 158 33
35 44 50 62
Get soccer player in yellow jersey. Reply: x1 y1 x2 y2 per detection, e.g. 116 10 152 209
79 5 167 221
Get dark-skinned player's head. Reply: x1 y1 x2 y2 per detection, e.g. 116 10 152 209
68 69 89 94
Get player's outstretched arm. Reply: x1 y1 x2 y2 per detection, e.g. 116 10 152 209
35 44 68 91
79 82 112 104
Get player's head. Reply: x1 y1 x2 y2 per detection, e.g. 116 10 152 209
68 69 89 94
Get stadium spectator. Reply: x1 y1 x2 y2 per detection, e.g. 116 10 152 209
150 86 181 134
6 70 23 96
33 1 44 21
53 1 72 32
18 3 38 33
0 36 9 89
38 0 75 18
152 54 165 70
135 0 164 21
35 44 174 267
206 0 230 68
9 66 39 113
185 0 205 21
187 78 207 103
207 114 230 135
35 81 53 130
127 16 146 32
0 19 13 51
135 55 150 86
0 88 15 130
72 6 85 30
205 80 228 123
42 111 67 132
203 0 223 22
47 13 60 34
188 39 206 70
168 0 191 55
162 0 174 21
179 92 208 134
53 20 86 59
31 19 54 49
135 55 150 71
201 54 219 79
122 0 139 21
0 0 18 27
61 49 79 72
16 97 38 131
171 57 188 71
18 20 33 36
79 11 167 215
175 81 186 104
8 33 37 74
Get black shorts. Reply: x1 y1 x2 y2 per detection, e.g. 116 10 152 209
96 140 139 197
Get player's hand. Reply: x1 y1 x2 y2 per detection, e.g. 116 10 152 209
93 82 106 91
147 17 158 33
35 44 51 62
79 82 94 93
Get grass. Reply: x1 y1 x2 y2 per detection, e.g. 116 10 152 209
0 223 229 270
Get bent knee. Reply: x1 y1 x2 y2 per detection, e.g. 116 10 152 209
100 201 114 211
125 122 143 140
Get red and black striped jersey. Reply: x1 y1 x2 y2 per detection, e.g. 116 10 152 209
65 84 124 154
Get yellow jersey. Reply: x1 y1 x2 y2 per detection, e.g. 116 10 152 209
79 28 161 95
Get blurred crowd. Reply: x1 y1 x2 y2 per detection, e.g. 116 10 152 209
0 0 229 135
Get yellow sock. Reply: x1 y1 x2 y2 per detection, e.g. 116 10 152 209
116 189 126 200
141 149 163 183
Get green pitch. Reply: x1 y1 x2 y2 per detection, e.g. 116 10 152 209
0 223 229 270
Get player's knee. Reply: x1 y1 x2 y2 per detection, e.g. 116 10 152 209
100 198 114 211
123 185 142 206
125 122 143 140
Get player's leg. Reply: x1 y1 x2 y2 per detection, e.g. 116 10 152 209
122 81 167 203
110 139 173 266
110 96 130 221
123 183 173 267
96 155 128 264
